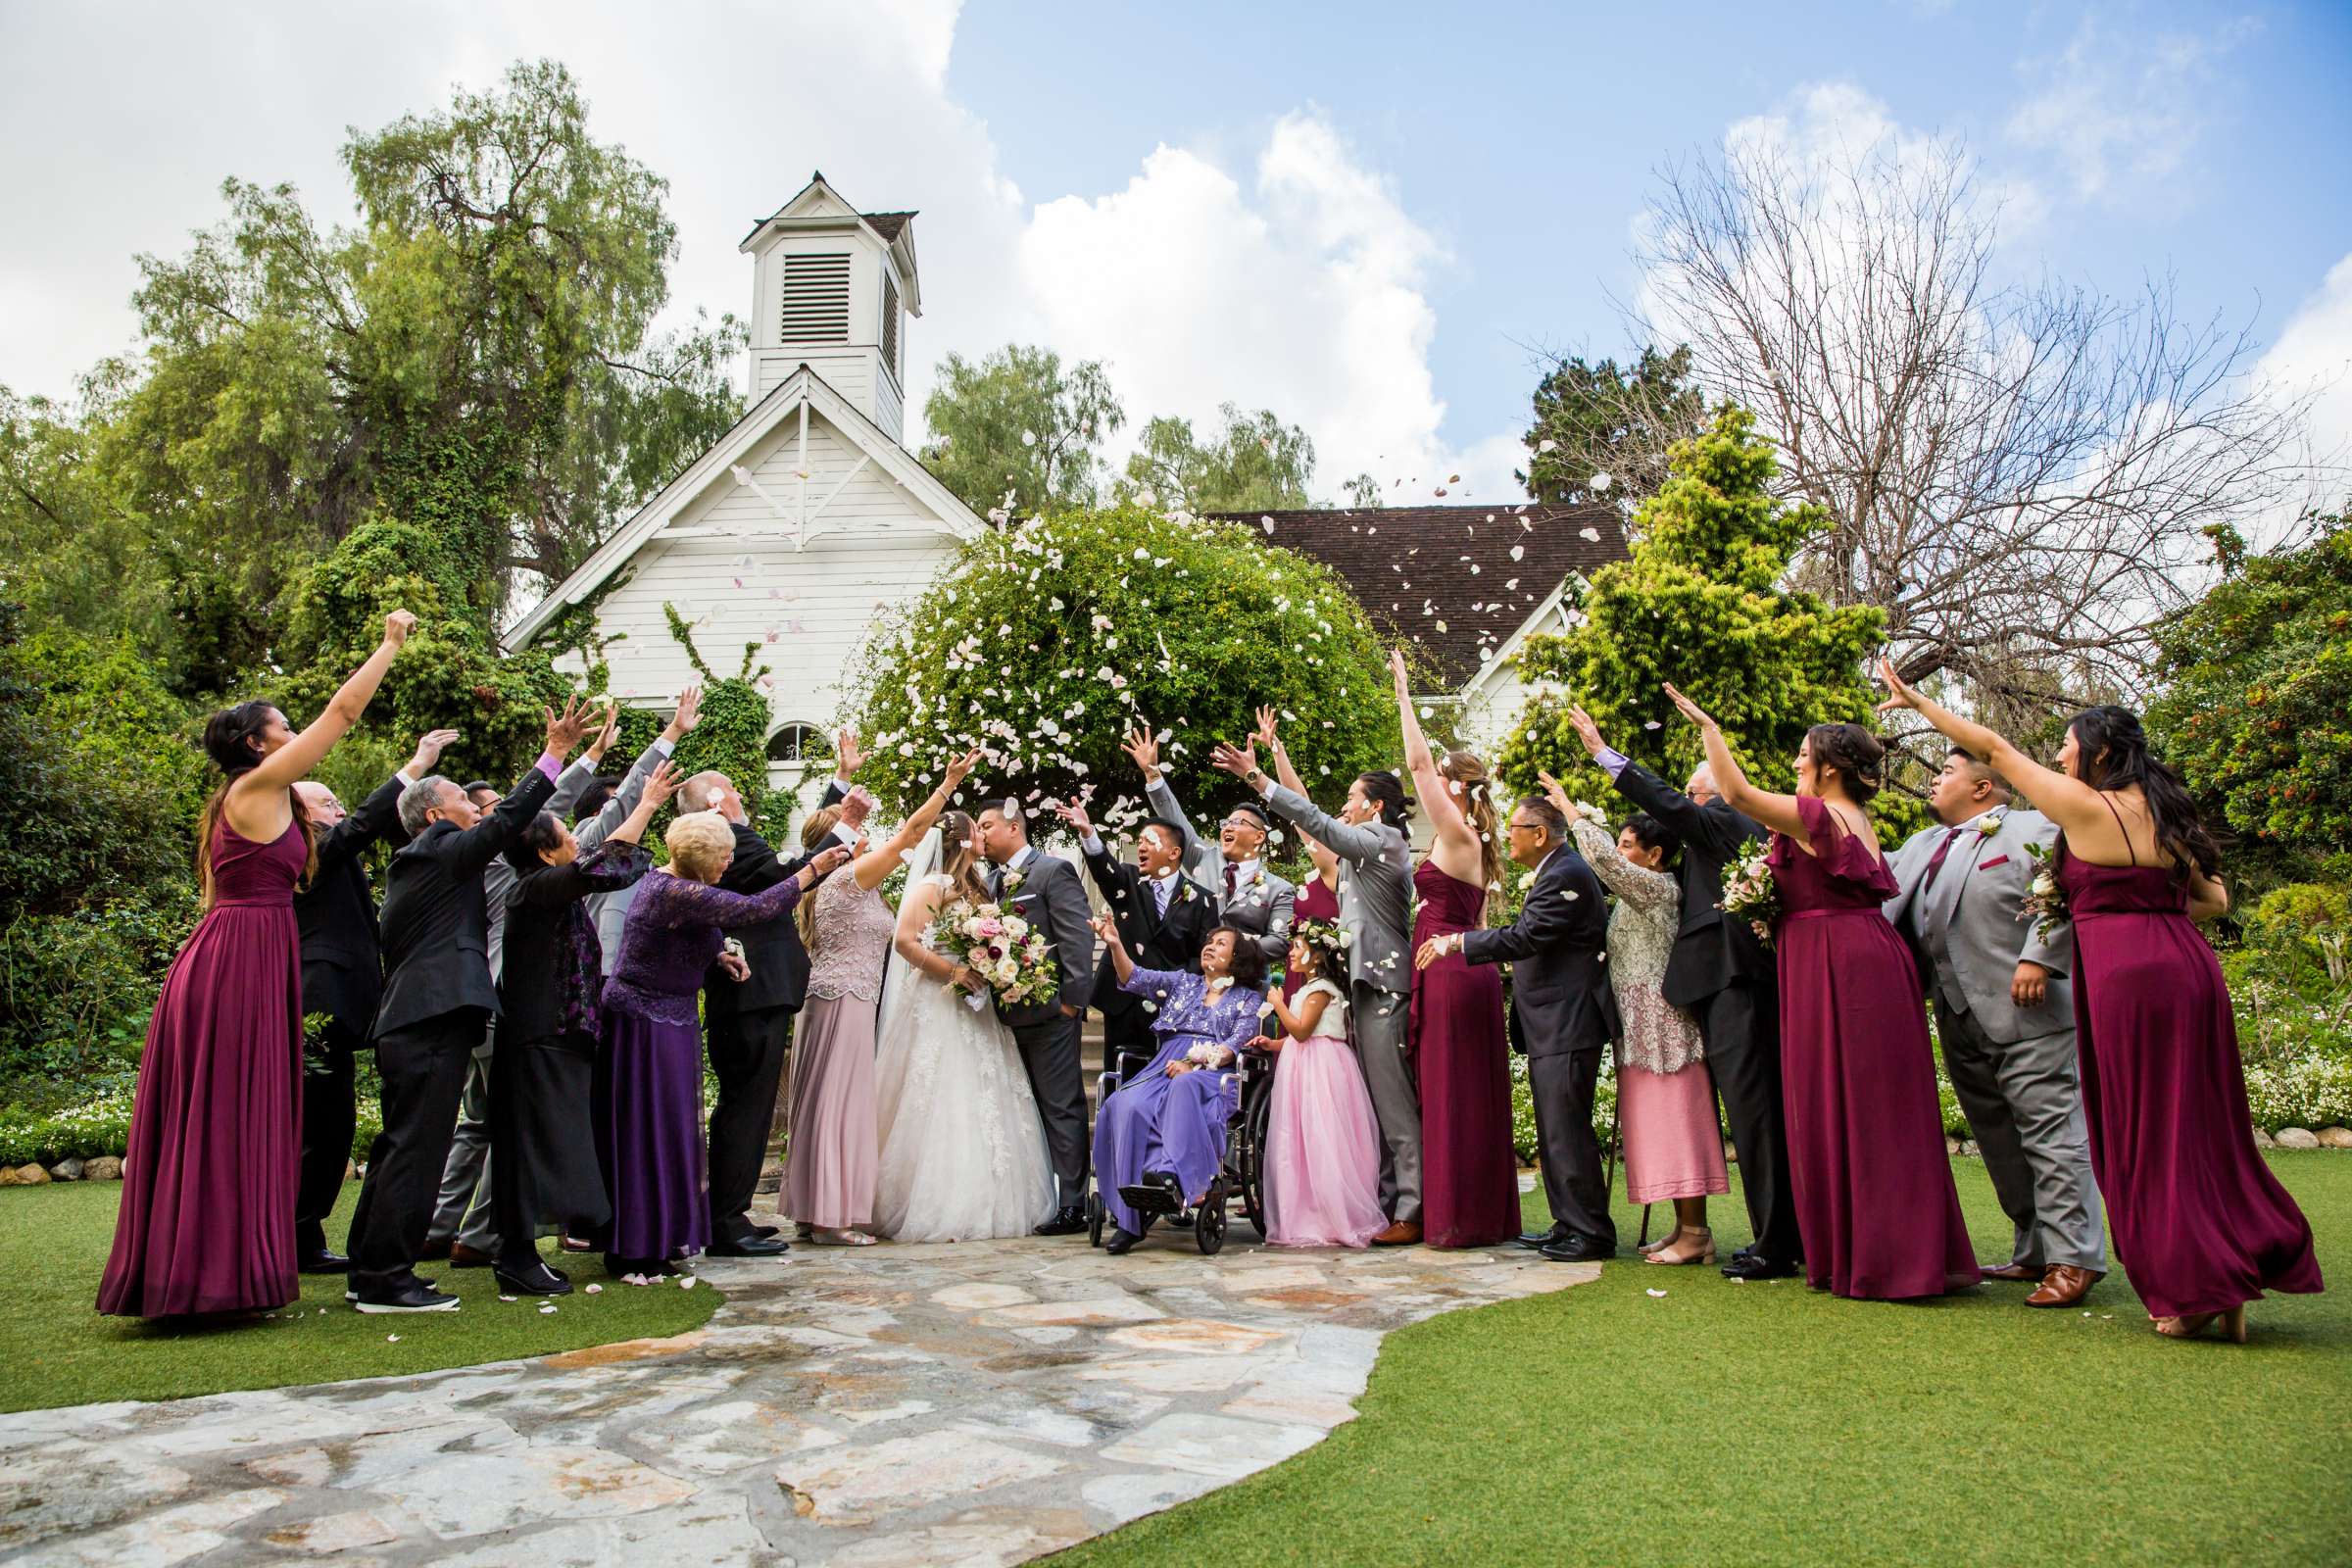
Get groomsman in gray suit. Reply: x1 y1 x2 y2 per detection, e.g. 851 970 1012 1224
1214 730 1421 1246
1884 749 2106 1308
1124 724 1296 960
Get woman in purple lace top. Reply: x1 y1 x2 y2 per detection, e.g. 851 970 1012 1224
598 811 850 1276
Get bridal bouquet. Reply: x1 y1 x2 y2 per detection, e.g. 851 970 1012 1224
1718 845 1780 949
2018 842 2069 943
929 897 1061 1010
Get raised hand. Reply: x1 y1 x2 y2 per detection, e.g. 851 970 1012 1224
942 747 982 791
1089 911 1123 951
1535 768 1575 821
805 844 854 884
835 727 864 780
1875 656 1923 713
642 758 684 809
663 685 704 742
1566 704 1606 757
1053 798 1095 838
1209 740 1258 780
544 695 596 758
1120 721 1160 777
383 610 418 648
840 785 875 831
408 727 461 775
1253 705 1282 753
1390 647 1411 694
1661 682 1718 733
585 703 620 763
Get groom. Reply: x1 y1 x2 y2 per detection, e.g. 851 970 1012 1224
975 795 1097 1235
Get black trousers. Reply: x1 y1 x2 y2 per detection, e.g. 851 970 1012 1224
705 1003 796 1244
295 1018 363 1259
1696 980 1802 1263
488 1031 608 1272
347 1007 486 1298
1011 1011 1087 1208
1528 1048 1615 1246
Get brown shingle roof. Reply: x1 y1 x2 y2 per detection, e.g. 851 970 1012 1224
1211 503 1629 690
862 211 916 242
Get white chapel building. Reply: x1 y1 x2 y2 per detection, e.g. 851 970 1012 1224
512 174 1628 810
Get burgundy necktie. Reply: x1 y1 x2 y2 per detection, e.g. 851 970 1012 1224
1224 864 1238 901
1923 826 1966 889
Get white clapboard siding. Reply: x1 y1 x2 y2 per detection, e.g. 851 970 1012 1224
673 412 929 539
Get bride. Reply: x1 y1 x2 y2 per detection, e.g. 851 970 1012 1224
872 808 1058 1240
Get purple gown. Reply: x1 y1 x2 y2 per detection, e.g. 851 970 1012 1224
1093 966 1265 1236
2061 847 2323 1317
598 869 804 1264
99 819 308 1317
1409 862 1519 1249
1772 796 1980 1300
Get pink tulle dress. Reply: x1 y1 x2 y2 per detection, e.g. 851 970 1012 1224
1263 979 1388 1248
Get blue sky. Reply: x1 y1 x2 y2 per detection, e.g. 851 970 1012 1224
948 0 2352 470
3 2 2348 506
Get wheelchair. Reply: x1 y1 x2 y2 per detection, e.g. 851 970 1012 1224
1085 1042 1277 1255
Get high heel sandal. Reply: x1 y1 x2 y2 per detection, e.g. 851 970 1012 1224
1643 1227 1715 1266
812 1227 877 1248
1636 1228 1683 1256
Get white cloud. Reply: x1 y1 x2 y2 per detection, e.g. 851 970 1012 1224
2254 251 2352 536
0 3 1518 508
2003 15 2260 205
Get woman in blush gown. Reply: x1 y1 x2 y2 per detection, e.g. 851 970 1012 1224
1880 667 2322 1341
1664 682 1979 1301
99 612 415 1318
1392 651 1519 1250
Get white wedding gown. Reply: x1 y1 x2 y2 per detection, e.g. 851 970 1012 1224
872 869 1058 1241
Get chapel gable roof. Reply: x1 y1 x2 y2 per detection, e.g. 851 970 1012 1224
1210 503 1629 690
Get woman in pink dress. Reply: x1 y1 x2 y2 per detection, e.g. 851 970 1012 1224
1261 922 1387 1248
1879 667 2322 1341
99 612 416 1318
786 753 974 1245
1392 651 1520 1250
1664 683 1979 1300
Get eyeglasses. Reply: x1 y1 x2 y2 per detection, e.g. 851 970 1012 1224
1220 816 1263 832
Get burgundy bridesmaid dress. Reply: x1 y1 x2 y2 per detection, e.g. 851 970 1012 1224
1772 796 1979 1300
1409 861 1520 1249
98 819 308 1317
2061 845 2323 1318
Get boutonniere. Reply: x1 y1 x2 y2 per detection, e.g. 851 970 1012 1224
1002 868 1024 893
1975 813 2003 840
1180 883 1198 904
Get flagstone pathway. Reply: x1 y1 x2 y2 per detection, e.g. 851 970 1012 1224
0 1226 1594 1568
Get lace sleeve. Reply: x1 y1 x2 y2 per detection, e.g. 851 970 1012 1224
1570 816 1679 914
636 870 803 930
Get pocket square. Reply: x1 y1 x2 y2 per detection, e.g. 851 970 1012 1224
1979 854 2010 870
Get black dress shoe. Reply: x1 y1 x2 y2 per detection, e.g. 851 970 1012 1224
1538 1234 1616 1263
1104 1227 1144 1256
298 1250 350 1274
1720 1253 1801 1281
751 1224 782 1240
353 1281 461 1313
1516 1228 1569 1250
495 1261 573 1297
1033 1205 1088 1237
706 1235 792 1258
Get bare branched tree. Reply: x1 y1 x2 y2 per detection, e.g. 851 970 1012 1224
1629 131 2322 710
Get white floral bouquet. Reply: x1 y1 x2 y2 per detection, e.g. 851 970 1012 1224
1718 845 1780 949
929 897 1061 1010
2018 842 2069 943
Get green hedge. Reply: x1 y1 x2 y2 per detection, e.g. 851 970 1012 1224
0 1093 383 1168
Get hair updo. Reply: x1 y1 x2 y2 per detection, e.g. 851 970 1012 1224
1804 722 1886 804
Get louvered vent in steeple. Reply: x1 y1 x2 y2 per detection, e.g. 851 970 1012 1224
778 252 851 344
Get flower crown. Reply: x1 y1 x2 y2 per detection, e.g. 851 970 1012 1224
1291 917 1350 964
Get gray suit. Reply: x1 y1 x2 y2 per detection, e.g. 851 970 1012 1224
1261 782 1420 1223
1884 808 2105 1273
1146 773 1296 959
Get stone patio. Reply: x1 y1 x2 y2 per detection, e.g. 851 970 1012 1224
0 1216 1593 1567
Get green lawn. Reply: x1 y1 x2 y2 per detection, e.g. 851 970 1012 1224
1070 1152 2352 1568
0 1182 720 1413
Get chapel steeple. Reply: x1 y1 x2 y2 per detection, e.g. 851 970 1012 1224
739 172 920 443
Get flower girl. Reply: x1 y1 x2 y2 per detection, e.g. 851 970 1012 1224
1259 922 1388 1248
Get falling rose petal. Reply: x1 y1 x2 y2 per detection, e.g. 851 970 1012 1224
584 1283 603 1294
1644 720 1663 730
386 1333 401 1342
1646 1288 1667 1298
1592 471 1613 492
680 1275 700 1290
539 1303 558 1314
1510 544 1525 561
1539 438 1558 453
1261 515 1276 533
1579 527 1602 543
498 1295 518 1302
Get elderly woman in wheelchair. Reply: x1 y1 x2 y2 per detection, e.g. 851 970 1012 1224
1088 914 1270 1254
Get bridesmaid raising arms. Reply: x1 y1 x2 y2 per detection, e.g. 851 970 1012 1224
1391 650 1520 1250
1877 663 2322 1341
1662 682 1979 1300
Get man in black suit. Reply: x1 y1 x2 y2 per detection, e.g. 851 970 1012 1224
1428 795 1623 1262
287 726 457 1274
1054 800 1216 1075
682 734 860 1256
344 699 592 1312
1569 705 1799 1280
976 795 1099 1235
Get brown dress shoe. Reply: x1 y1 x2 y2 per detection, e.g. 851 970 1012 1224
2025 1264 2098 1307
449 1242 495 1269
416 1237 454 1262
1371 1220 1423 1247
1981 1260 2042 1282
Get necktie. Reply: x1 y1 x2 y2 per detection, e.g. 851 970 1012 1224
1923 826 1966 889
1224 864 1238 902
1152 876 1170 917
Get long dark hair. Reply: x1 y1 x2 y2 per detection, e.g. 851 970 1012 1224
1354 770 1412 831
2067 705 2219 881
1210 923 1269 992
196 702 315 910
